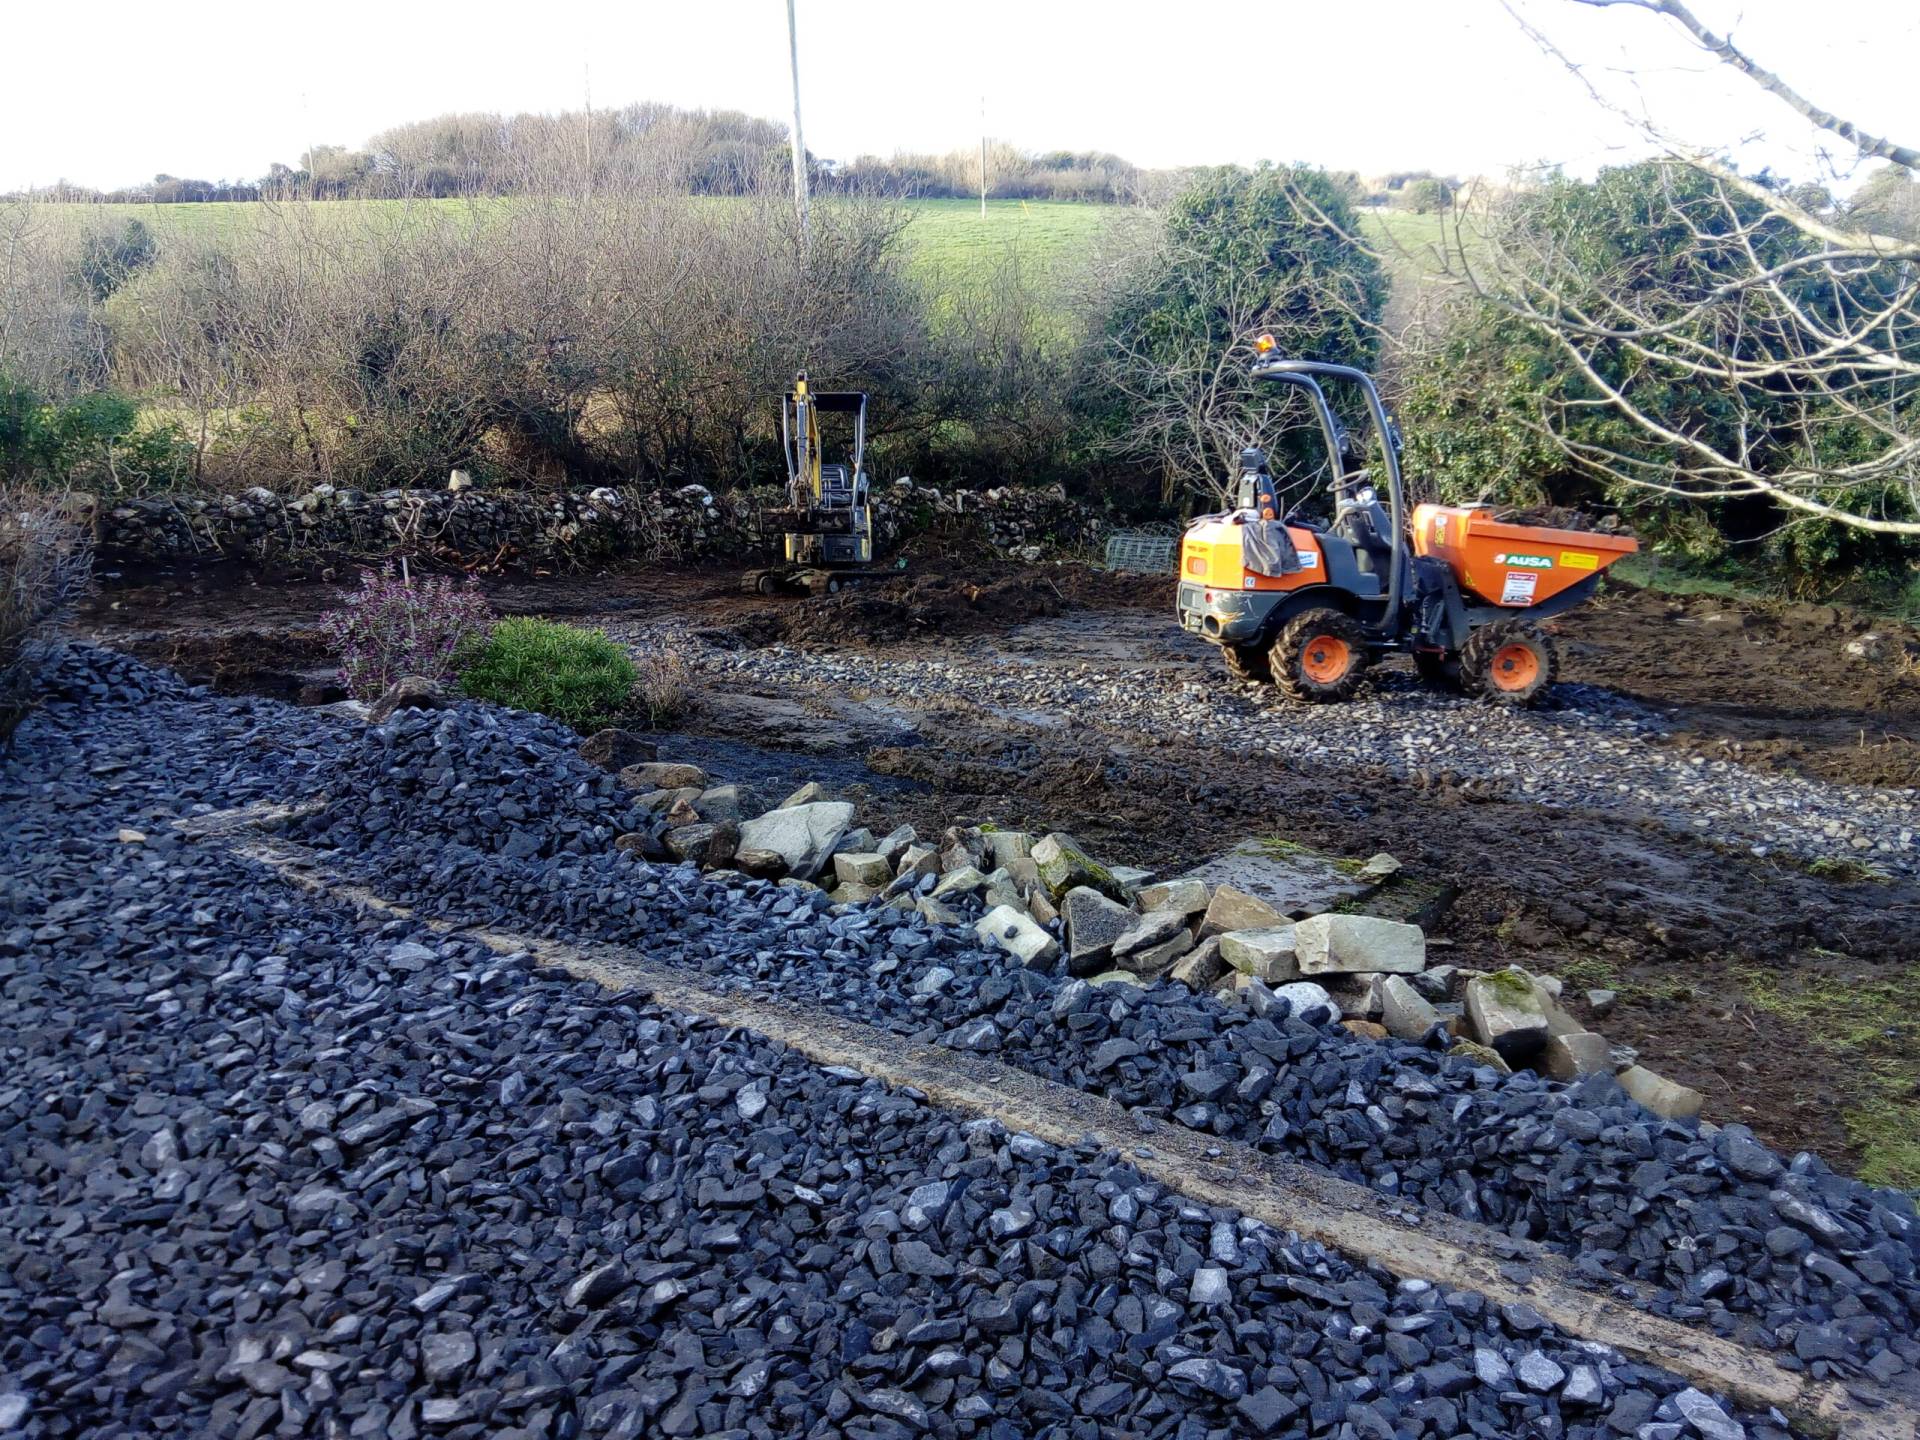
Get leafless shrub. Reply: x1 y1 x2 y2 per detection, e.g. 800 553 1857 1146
1 200 109 401
0 485 92 740
1468 0 1920 537
104 184 923 493
628 640 693 728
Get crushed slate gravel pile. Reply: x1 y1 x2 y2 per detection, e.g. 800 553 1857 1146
284 702 644 862
272 691 1920 1386
4 648 1917 1423
2 649 1791 1440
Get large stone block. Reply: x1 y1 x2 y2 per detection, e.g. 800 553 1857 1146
876 825 917 865
1447 1039 1513 1075
1179 838 1377 920
985 830 1035 868
368 675 448 724
940 827 991 874
1218 927 1300 983
734 847 787 879
620 761 707 792
1033 833 1127 901
1198 885 1287 939
579 728 656 772
932 865 989 898
664 821 738 868
1618 1065 1704 1120
1166 936 1226 990
833 852 893 887
975 905 1060 967
1124 930 1193 976
896 844 940 880
695 784 746 824
1464 968 1550 1063
978 869 1022 910
737 801 855 882
1293 914 1425 976
1137 878 1210 917
1378 975 1441 1042
1270 980 1340 1022
1543 1031 1613 1082
1062 887 1136 974
1112 909 1188 960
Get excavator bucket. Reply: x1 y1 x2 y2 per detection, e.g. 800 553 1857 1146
1412 504 1638 609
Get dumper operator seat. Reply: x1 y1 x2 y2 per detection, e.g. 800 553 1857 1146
1334 478 1396 579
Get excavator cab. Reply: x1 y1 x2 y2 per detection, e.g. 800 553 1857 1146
746 372 899 596
781 374 871 569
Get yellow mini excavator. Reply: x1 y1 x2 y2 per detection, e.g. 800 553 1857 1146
744 372 898 596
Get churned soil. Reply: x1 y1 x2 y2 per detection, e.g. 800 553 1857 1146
1554 584 1920 789
78 558 1920 1173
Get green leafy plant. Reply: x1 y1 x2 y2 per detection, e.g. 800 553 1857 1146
0 371 193 493
458 618 638 731
1099 164 1387 503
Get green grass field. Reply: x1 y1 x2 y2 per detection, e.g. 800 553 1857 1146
45 195 1453 300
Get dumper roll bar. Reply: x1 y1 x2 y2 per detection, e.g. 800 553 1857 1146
1248 357 1407 639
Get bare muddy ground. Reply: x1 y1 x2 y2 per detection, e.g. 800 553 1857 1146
79 560 1920 1178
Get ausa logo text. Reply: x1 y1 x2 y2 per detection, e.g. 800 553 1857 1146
1493 552 1553 569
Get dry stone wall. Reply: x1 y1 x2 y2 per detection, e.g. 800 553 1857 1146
80 479 1107 572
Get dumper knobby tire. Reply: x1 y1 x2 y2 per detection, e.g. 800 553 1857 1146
1461 619 1558 706
1223 643 1272 684
1272 608 1369 703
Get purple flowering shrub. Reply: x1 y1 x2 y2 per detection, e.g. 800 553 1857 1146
318 564 494 699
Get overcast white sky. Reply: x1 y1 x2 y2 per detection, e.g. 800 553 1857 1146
4 0 1915 192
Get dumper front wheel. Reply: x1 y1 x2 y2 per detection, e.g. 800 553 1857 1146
1273 608 1369 703
1461 620 1558 706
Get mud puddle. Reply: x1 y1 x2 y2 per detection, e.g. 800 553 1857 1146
657 732 930 806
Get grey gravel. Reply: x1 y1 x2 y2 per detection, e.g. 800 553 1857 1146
0 645 1901 1440
679 632 1918 870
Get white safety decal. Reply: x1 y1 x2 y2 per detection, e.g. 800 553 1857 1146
1500 570 1538 605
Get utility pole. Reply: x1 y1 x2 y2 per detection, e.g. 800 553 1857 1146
979 95 987 218
583 64 594 199
787 0 810 248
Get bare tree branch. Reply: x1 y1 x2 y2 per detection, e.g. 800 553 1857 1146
1568 0 1920 169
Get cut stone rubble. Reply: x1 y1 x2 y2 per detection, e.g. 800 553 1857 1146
735 799 854 880
1464 968 1552 1064
1293 913 1426 975
1218 926 1298 983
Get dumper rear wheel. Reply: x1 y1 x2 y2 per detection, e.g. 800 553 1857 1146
1223 643 1272 684
1273 608 1369 703
1461 620 1558 706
